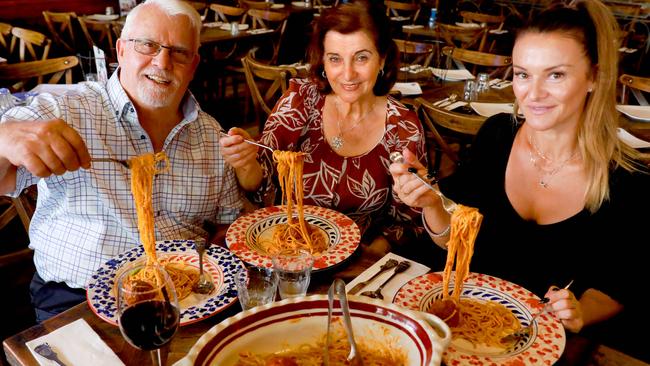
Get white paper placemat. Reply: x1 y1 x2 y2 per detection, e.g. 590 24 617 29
345 252 430 302
26 319 124 366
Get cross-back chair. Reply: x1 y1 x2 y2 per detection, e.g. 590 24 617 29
9 27 51 62
0 22 12 57
240 0 274 10
459 11 505 52
619 74 650 106
186 1 210 20
210 3 247 23
241 53 298 132
442 46 512 79
437 22 486 51
42 11 79 55
246 9 289 64
0 55 79 92
78 16 117 62
384 1 421 24
416 97 487 176
0 187 36 267
394 39 435 68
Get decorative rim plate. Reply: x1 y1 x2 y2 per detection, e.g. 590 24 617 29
394 272 566 366
86 239 244 326
616 105 650 122
225 205 360 271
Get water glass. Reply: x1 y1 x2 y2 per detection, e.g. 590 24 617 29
105 6 115 15
272 250 314 299
463 79 478 102
234 266 278 310
230 21 239 35
476 73 490 93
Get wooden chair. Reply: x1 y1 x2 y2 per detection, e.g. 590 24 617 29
9 27 51 62
239 0 273 10
394 39 435 68
384 0 421 24
42 11 79 55
442 46 512 79
619 74 650 105
78 16 117 61
246 9 289 64
459 11 505 52
0 22 12 56
437 22 486 51
0 189 36 267
241 53 298 131
416 97 486 176
0 55 79 92
186 1 210 20
210 3 247 23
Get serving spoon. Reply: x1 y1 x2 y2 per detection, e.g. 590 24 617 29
325 279 362 366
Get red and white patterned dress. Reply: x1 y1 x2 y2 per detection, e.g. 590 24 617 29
256 79 428 244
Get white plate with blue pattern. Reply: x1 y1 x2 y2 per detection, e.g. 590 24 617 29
86 239 244 326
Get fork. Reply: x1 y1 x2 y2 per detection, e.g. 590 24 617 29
360 261 410 300
219 131 274 153
91 158 130 168
34 343 67 366
347 259 398 295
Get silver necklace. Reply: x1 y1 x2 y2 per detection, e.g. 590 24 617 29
330 98 373 150
528 134 579 188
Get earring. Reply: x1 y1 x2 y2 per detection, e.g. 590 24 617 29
322 70 326 78
379 69 385 77
588 88 593 93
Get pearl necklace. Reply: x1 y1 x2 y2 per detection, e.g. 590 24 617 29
330 97 373 150
528 134 579 188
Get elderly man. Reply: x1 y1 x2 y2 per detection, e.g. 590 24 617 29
0 0 255 322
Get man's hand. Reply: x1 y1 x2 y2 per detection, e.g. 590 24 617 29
0 119 91 177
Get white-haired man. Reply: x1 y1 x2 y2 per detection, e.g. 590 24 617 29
0 0 255 321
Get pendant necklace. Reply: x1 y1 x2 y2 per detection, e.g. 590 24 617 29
330 97 373 150
528 134 579 188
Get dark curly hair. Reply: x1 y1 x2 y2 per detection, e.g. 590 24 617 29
307 0 399 96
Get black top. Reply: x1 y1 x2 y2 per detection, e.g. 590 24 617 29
440 113 650 360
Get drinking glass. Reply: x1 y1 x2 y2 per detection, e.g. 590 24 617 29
477 72 490 93
116 263 180 366
272 249 314 299
463 79 478 102
234 266 278 310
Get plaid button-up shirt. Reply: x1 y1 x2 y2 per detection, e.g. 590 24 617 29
2 74 243 289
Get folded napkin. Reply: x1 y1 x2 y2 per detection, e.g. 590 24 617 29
617 128 650 149
402 24 424 30
470 102 513 117
392 82 423 96
202 21 223 28
455 22 482 29
489 29 509 35
346 252 430 302
390 16 411 21
490 79 512 89
444 101 469 111
0 56 7 64
430 68 475 81
26 319 124 366
618 47 638 54
248 28 274 35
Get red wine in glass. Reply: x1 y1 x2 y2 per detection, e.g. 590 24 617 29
119 300 179 350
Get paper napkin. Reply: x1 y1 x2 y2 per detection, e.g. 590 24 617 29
346 252 430 302
444 101 469 111
26 319 124 366
402 24 424 30
202 22 223 28
617 128 650 149
392 82 423 96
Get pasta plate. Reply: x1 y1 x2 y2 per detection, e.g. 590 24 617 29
394 272 566 366
86 239 244 326
225 205 360 271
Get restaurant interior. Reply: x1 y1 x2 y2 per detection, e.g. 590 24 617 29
0 0 649 365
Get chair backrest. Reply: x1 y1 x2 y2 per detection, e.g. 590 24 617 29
240 0 274 10
394 39 435 67
0 22 12 54
9 27 51 62
619 73 650 105
384 0 421 24
78 16 117 61
241 53 298 131
417 97 486 172
442 46 512 78
437 22 486 51
42 11 78 54
186 1 210 19
0 55 79 92
459 11 505 51
246 9 289 64
210 3 247 23
0 187 36 267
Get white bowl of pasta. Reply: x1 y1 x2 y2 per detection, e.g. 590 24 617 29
173 294 451 366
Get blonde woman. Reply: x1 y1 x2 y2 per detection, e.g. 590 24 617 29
391 0 649 360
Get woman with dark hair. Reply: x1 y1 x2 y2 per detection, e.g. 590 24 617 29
391 0 649 360
222 0 429 257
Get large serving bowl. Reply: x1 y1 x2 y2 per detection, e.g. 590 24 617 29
174 295 451 366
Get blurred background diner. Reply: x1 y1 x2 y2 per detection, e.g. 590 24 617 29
1 0 649 365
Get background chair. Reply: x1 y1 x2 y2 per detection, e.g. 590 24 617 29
437 22 487 51
442 46 512 79
394 39 435 68
246 8 289 65
42 11 79 55
9 27 51 62
459 11 506 52
417 97 487 177
78 16 118 62
0 22 12 57
0 55 79 92
619 73 650 105
210 3 247 24
241 52 298 132
384 0 421 24
239 0 274 10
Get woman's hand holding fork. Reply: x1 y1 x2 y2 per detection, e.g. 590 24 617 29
219 127 263 192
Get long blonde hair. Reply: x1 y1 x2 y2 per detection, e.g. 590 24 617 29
513 0 643 212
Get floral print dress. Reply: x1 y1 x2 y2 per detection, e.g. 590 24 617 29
256 79 428 245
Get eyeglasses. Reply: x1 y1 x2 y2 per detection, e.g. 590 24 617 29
126 38 195 64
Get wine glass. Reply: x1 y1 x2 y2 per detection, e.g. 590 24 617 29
116 263 180 366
